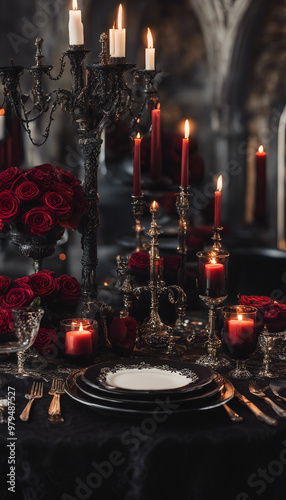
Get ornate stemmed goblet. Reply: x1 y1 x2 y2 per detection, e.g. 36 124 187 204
257 326 285 378
196 250 230 368
220 306 258 379
12 308 44 379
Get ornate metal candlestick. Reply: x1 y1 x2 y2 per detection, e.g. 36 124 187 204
134 201 172 349
176 186 190 289
212 226 223 251
131 194 146 252
0 33 160 324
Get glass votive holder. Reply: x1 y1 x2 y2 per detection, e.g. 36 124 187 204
61 319 98 363
197 250 229 304
220 305 258 379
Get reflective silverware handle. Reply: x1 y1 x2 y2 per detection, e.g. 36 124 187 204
19 398 34 422
223 404 243 423
48 394 60 415
234 390 278 426
263 397 286 418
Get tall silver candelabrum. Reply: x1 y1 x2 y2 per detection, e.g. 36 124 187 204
135 201 173 349
131 194 146 252
176 186 190 289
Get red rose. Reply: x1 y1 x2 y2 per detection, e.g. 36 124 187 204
56 275 81 305
15 181 40 201
128 251 150 281
109 316 138 354
0 276 11 295
50 182 74 203
239 295 274 333
0 167 21 191
56 168 79 186
43 192 72 220
0 190 20 222
26 168 51 190
23 206 56 235
28 270 59 298
34 164 57 176
1 286 34 309
33 327 58 355
14 277 31 289
0 307 12 335
264 304 286 333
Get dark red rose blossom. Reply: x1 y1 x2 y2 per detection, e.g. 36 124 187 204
23 207 56 235
56 275 81 305
1 286 34 309
34 164 57 175
0 190 20 223
264 304 286 333
55 168 79 186
109 316 138 354
0 167 21 191
26 169 51 190
43 192 72 219
128 252 150 277
28 271 59 298
33 327 58 355
15 181 40 201
0 276 11 295
0 307 12 335
50 182 74 203
14 277 31 289
239 295 274 333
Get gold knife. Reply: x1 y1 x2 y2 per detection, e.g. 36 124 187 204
234 389 278 426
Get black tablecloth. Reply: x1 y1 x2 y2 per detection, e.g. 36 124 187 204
1 347 286 500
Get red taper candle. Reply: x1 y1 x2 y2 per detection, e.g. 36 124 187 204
214 175 222 227
181 119 190 187
150 103 162 182
255 145 267 223
133 132 142 196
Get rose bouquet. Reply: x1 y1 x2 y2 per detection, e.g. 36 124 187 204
239 295 275 333
0 271 82 354
0 164 88 235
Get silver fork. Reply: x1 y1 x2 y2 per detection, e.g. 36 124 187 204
48 380 64 424
249 381 286 418
20 382 43 422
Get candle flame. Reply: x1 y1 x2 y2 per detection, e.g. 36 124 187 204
151 200 159 212
184 119 190 139
73 0 78 11
211 258 217 264
147 28 153 49
217 175 223 192
113 21 115 29
79 322 83 332
0 109 5 116
258 145 264 153
238 314 243 321
117 4 123 30
157 103 160 110
136 132 141 139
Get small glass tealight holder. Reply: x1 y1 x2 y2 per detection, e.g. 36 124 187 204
61 319 98 363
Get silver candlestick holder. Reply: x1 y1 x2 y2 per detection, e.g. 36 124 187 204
131 194 146 252
134 201 173 350
176 186 190 289
212 226 223 251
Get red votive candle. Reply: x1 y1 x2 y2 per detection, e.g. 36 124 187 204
228 315 255 345
150 104 162 182
255 145 267 223
65 323 93 355
205 258 224 297
214 175 222 227
133 132 142 196
181 119 190 188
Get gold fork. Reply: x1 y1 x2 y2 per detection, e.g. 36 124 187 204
48 378 59 415
20 382 43 422
49 380 64 424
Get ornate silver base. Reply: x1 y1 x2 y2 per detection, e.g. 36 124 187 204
140 318 173 350
196 351 230 369
229 361 252 379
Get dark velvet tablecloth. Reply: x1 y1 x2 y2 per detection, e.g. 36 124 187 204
0 345 286 500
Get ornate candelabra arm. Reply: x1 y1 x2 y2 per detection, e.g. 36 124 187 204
131 194 146 252
176 186 190 289
65 45 89 97
212 226 223 251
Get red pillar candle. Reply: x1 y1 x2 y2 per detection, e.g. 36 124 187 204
150 104 162 182
205 258 224 297
65 323 93 355
228 315 254 345
181 119 190 187
255 145 267 223
133 132 142 196
214 175 222 227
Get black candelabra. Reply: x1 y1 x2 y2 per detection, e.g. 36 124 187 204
0 34 160 322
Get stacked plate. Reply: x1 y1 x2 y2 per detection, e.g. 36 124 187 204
65 358 234 417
